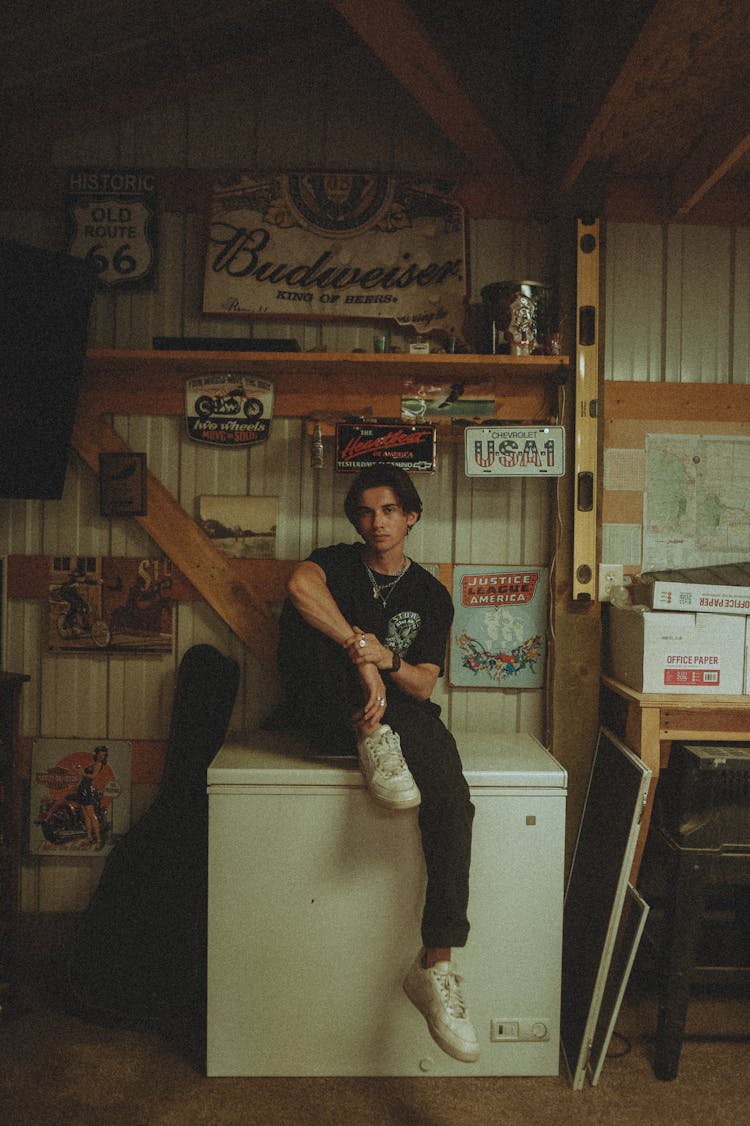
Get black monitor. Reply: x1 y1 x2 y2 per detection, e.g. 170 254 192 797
0 240 97 499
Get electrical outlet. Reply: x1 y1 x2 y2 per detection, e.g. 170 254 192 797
490 1018 551 1043
598 563 624 601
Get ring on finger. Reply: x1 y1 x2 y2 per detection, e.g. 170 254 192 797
358 637 366 648
378 696 385 706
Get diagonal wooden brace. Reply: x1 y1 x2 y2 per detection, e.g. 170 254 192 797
72 405 278 657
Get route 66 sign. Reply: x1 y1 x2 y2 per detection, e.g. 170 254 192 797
464 425 566 477
185 375 274 447
65 168 157 289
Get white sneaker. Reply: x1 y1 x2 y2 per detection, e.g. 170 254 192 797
403 949 480 1063
356 725 420 810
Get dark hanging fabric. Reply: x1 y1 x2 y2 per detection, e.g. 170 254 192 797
66 644 240 1065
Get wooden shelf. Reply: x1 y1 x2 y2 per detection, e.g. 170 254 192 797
69 349 569 658
82 349 569 422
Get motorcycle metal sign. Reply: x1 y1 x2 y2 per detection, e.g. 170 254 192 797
47 555 175 653
464 425 566 477
185 375 274 446
29 738 132 856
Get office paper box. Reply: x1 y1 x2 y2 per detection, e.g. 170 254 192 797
604 606 745 694
633 579 750 615
632 562 750 616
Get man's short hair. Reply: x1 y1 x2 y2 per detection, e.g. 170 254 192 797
344 465 423 526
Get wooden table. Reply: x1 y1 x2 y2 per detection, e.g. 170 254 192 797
600 676 750 877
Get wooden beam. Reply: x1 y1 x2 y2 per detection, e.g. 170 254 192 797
66 347 565 654
7 555 454 605
604 175 750 227
330 0 525 182
0 163 550 221
0 18 333 149
454 173 551 221
560 0 678 195
670 94 750 217
6 555 296 605
71 405 279 658
603 381 750 423
559 0 750 217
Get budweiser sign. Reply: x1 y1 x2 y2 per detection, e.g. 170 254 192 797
203 172 467 337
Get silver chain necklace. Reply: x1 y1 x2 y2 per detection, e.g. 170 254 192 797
364 557 409 607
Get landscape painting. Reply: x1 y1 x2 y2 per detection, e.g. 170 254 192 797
197 495 278 558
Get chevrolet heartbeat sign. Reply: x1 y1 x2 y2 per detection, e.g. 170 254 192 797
335 422 436 472
464 425 565 478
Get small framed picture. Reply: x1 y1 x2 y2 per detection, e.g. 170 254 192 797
99 452 147 517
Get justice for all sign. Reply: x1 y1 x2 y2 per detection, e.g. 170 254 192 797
450 566 548 688
202 172 467 337
66 168 157 289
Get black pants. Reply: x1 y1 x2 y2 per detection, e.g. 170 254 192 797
382 694 475 948
287 640 475 949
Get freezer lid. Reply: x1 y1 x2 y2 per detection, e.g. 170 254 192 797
207 730 361 787
458 730 566 788
207 728 566 790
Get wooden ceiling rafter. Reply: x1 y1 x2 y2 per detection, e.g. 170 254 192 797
0 17 330 149
559 0 750 220
670 96 750 219
330 0 528 185
560 0 680 197
3 0 750 224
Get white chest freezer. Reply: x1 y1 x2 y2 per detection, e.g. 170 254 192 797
207 729 566 1077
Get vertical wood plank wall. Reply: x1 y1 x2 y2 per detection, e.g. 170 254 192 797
1 81 559 910
1 75 746 910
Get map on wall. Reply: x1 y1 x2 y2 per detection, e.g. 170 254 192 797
643 434 750 571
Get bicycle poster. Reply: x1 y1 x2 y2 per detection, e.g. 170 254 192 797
47 555 175 652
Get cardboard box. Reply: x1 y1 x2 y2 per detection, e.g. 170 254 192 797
633 579 750 615
605 606 746 694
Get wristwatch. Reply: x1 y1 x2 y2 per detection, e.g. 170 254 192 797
389 651 401 673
